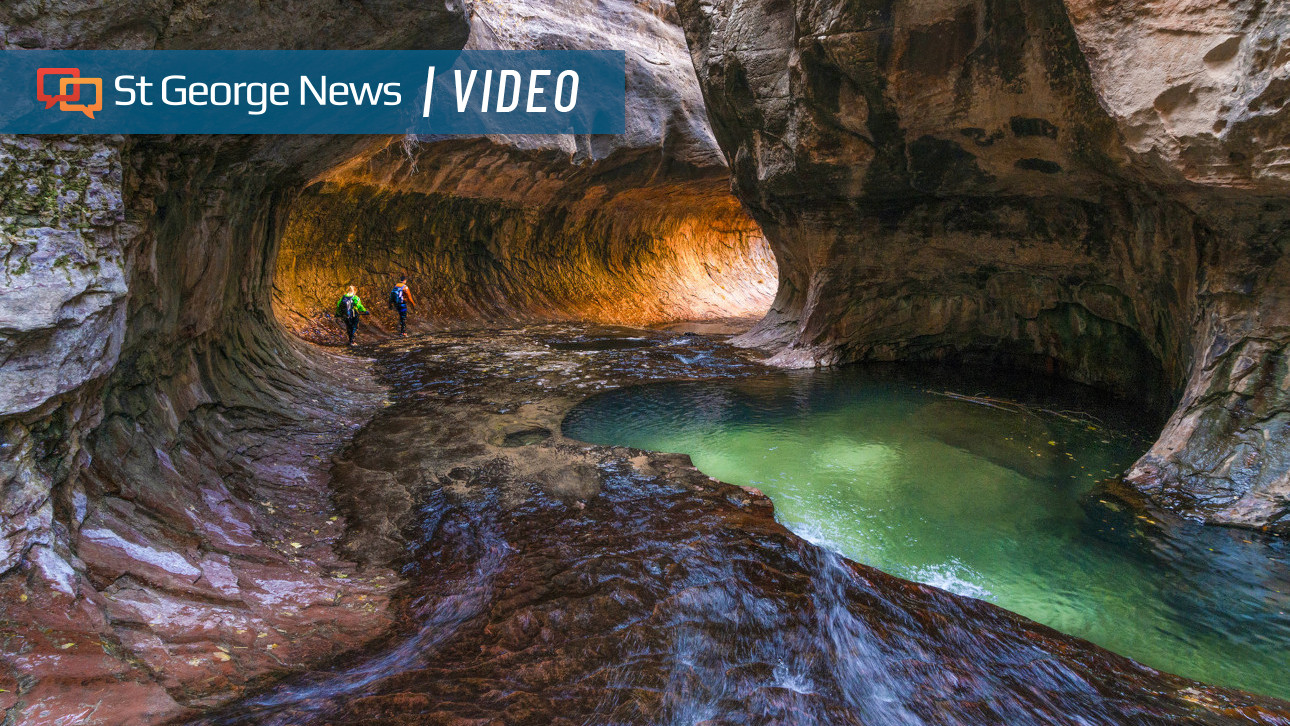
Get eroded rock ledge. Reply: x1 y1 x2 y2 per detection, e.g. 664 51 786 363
674 0 1290 533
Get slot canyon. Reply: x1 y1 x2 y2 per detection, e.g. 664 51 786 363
1 0 1288 724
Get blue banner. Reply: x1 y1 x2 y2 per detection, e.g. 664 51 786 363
0 50 626 134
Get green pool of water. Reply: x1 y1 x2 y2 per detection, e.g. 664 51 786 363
562 366 1290 700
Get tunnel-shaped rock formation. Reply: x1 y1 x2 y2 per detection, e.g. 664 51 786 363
3 0 1290 722
675 0 1290 533
0 0 776 721
269 0 777 341
273 140 775 340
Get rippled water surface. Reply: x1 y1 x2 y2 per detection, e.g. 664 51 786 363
563 366 1290 700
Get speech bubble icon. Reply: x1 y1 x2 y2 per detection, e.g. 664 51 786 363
59 77 102 119
37 67 80 109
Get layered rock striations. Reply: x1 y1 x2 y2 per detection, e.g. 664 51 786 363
674 0 1290 532
276 178 775 335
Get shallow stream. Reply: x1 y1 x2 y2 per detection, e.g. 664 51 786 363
563 366 1290 700
195 332 1290 724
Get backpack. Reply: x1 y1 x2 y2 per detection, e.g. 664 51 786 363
339 295 356 319
389 285 405 307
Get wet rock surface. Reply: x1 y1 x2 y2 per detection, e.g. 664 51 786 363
196 325 1290 725
0 344 397 724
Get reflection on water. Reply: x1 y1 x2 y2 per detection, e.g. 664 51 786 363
562 366 1290 700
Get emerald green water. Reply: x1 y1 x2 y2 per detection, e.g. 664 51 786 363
562 367 1290 700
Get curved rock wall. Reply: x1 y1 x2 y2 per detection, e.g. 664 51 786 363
1 2 470 722
675 0 1290 532
273 0 775 341
1065 0 1290 532
275 179 775 337
0 131 427 725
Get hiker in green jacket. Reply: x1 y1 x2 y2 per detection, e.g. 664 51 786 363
336 285 369 346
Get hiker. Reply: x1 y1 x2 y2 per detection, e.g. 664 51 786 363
388 274 417 337
336 284 369 346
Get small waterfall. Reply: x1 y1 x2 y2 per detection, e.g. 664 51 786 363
645 536 917 725
809 548 918 724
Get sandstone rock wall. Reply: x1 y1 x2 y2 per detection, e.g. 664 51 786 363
675 0 1290 532
0 131 420 726
272 0 776 340
1065 0 1290 191
274 180 775 337
1065 0 1290 532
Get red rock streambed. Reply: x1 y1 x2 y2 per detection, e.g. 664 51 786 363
191 325 1290 725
